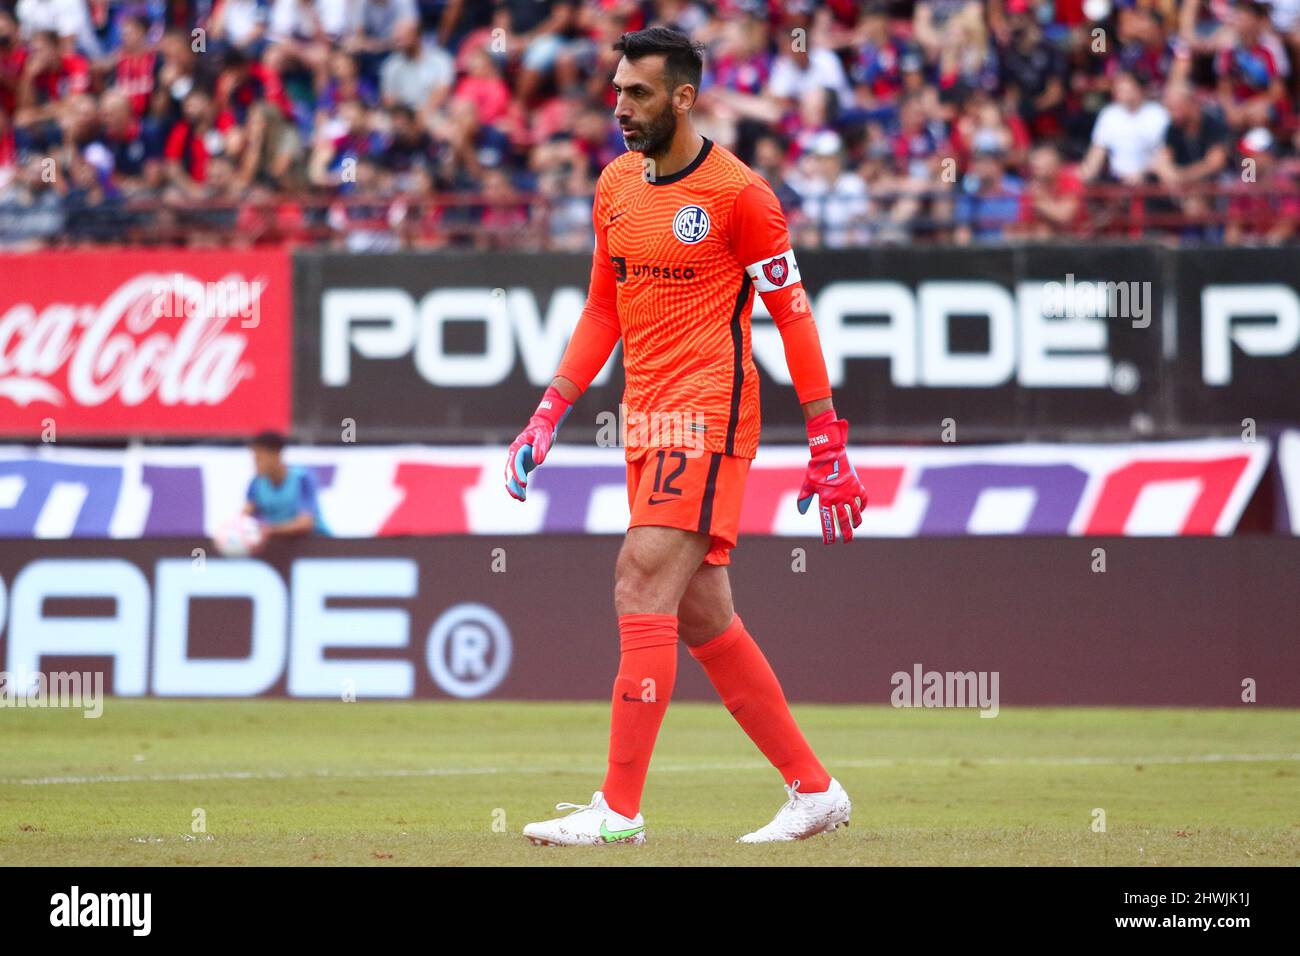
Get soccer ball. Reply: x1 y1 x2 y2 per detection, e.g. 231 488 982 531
213 514 265 557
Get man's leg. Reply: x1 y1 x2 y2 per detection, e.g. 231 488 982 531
599 525 712 819
678 563 831 793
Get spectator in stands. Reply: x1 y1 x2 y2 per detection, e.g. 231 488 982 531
153 28 201 126
751 131 805 219
453 43 511 125
849 2 910 110
769 31 854 114
379 103 438 175
380 17 454 111
951 90 1029 172
788 129 870 248
308 96 378 187
92 89 148 191
0 153 65 247
435 89 510 185
0 11 23 118
1079 69 1170 183
954 133 1023 242
997 0 1067 139
232 95 305 189
697 15 781 155
477 164 530 248
913 0 980 61
264 0 333 88
163 87 220 195
1215 0 1290 131
0 0 1296 247
209 0 272 58
1019 142 1085 238
935 1 998 97
105 14 157 119
15 0 98 58
1225 126 1300 242
534 134 594 251
346 0 420 84
318 45 379 116
14 29 89 150
1153 81 1230 188
1109 6 1176 91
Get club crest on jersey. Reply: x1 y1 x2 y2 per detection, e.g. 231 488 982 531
672 205 710 244
762 256 789 287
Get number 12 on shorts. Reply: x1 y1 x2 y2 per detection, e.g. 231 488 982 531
649 450 687 503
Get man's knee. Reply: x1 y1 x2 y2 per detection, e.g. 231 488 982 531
676 573 735 647
613 543 674 615
613 528 711 616
677 606 734 647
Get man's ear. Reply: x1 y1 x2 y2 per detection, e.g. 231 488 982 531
675 84 697 114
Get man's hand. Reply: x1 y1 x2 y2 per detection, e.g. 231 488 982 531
797 409 867 543
505 386 572 501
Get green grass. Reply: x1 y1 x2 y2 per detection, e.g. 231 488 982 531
2 700 1297 866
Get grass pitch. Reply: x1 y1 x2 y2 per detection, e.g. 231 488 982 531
1 699 1297 866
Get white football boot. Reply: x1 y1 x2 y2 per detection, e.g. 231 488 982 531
738 778 851 843
523 791 646 846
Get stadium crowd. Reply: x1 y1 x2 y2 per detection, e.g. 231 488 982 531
0 0 1297 248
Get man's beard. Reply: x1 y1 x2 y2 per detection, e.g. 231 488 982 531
622 105 677 158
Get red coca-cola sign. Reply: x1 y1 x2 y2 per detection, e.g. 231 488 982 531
0 251 290 436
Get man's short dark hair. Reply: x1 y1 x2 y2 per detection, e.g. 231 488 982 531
250 431 287 452
613 27 706 96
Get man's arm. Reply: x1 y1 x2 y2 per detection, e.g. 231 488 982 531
730 180 836 407
504 180 621 500
730 180 866 542
550 238 620 398
1079 140 1109 184
262 513 315 537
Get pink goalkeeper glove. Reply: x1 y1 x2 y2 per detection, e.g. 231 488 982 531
797 409 867 543
505 386 572 501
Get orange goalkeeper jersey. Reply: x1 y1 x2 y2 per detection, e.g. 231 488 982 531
583 137 808 461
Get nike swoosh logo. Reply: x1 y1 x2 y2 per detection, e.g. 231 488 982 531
647 495 676 505
609 210 627 222
621 692 652 703
599 821 645 843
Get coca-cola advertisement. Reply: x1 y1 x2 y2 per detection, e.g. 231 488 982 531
0 251 291 437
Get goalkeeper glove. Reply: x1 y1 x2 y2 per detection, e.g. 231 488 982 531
797 409 867 543
505 386 572 501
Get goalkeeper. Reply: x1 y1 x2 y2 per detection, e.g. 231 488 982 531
504 26 868 846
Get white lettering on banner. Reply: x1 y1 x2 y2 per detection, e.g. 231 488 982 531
289 559 416 697
414 289 513 386
316 280 1300 390
918 282 1016 386
321 289 417 385
0 558 514 698
1202 284 1300 385
752 280 1114 388
6 560 150 695
153 559 286 696
320 287 615 388
0 273 258 408
1015 281 1111 386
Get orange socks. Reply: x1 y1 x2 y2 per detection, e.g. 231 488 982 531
689 614 831 793
602 611 830 817
601 613 678 818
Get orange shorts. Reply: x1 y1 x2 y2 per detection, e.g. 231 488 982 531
626 449 751 565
